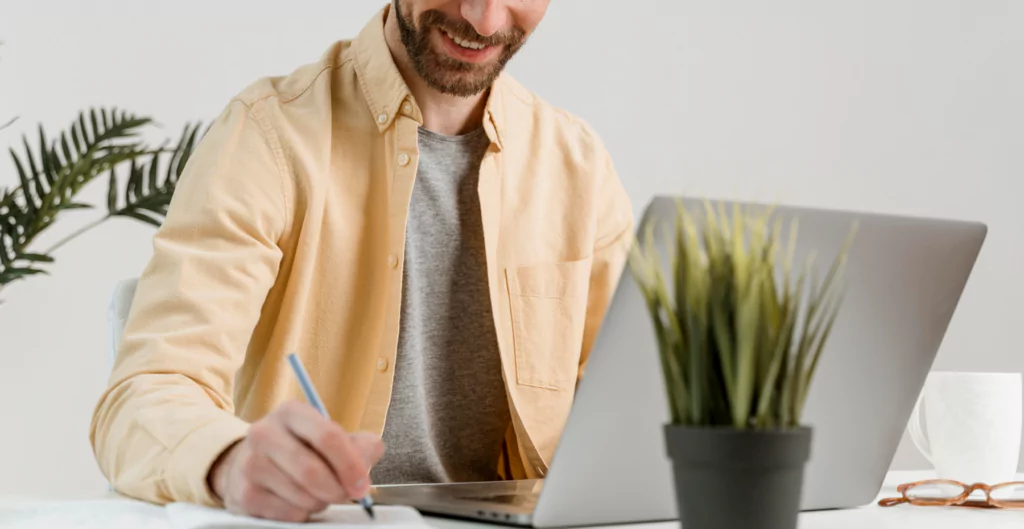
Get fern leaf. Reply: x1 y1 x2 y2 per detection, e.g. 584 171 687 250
1 266 48 279
0 108 155 289
107 121 204 224
119 209 163 227
17 253 54 263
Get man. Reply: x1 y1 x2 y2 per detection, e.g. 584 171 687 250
90 0 633 523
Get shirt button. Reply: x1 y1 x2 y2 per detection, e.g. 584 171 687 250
397 153 411 166
377 357 389 372
388 254 399 268
402 102 413 114
377 112 388 124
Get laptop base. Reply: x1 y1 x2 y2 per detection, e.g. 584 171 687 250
371 481 542 527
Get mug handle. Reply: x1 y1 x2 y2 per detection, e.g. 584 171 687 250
907 390 933 463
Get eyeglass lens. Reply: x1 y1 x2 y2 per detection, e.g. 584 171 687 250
906 481 1024 506
989 483 1024 506
906 482 966 501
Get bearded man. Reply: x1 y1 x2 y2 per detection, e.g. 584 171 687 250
90 0 633 522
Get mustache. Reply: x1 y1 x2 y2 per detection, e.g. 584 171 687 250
420 9 525 47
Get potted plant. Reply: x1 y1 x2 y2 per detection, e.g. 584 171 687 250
0 111 202 301
628 200 856 529
0 38 205 302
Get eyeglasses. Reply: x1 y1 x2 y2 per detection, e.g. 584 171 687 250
879 479 1024 509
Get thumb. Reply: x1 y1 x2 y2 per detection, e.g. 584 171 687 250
349 432 385 466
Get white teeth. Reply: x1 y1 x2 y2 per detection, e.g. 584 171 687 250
444 29 486 50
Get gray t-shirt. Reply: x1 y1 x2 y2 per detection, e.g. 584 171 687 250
370 127 511 485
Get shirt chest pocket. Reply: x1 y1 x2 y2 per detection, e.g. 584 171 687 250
504 259 592 391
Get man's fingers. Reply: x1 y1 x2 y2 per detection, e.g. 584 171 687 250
229 482 309 523
244 451 329 513
279 401 371 498
249 417 347 505
349 432 386 466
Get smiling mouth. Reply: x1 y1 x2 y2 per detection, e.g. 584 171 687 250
441 27 489 51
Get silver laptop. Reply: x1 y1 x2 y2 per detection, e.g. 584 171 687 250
371 196 987 528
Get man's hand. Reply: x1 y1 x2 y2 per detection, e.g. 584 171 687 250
209 400 385 522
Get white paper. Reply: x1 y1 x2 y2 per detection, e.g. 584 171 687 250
0 499 169 529
166 503 429 529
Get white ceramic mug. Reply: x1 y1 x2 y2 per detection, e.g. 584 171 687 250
908 371 1022 484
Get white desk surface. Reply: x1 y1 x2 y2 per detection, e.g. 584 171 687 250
1 472 1022 528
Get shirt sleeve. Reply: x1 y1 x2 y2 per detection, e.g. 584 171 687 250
579 145 634 380
89 98 291 507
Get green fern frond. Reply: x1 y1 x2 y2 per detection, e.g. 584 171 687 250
106 121 205 227
0 109 152 287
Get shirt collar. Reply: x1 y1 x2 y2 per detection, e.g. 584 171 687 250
351 4 508 151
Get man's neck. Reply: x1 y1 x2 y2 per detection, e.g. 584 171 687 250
383 6 488 136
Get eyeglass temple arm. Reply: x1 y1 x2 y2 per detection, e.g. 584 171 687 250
878 496 909 507
878 481 924 507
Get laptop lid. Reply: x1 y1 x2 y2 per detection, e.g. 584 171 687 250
530 196 986 528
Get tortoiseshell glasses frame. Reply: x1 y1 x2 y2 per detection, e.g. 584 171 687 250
878 479 1024 509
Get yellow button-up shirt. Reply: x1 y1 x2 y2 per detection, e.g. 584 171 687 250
90 5 633 507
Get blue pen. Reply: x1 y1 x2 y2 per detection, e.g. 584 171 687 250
287 353 376 519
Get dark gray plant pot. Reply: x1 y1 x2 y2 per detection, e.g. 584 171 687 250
664 425 812 529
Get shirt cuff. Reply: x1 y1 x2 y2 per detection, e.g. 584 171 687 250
169 414 250 507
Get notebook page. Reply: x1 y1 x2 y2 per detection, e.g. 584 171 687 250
0 499 169 529
166 503 429 529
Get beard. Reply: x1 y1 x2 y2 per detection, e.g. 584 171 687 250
394 0 527 97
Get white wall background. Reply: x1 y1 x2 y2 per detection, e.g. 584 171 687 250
1 0 1022 498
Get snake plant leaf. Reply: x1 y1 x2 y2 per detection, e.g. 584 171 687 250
673 205 687 339
709 266 736 406
628 201 855 430
732 269 763 427
783 255 811 425
796 287 846 419
790 253 821 414
755 277 799 427
630 228 687 423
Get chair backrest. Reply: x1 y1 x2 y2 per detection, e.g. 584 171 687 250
108 278 139 370
105 277 138 491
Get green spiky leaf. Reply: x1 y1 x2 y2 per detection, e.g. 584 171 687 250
0 108 205 298
628 200 855 430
